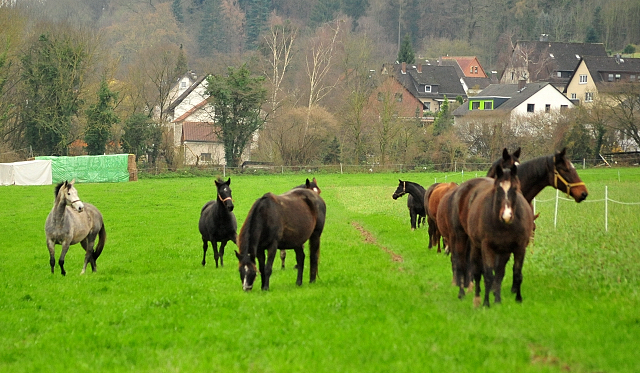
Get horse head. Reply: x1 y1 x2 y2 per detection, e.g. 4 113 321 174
552 148 588 202
494 165 521 225
215 177 234 212
392 180 407 200
56 180 84 212
306 177 321 194
235 250 257 291
486 147 521 178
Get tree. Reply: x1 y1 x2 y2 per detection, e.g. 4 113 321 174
261 18 297 114
432 97 452 136
602 83 640 150
172 0 184 24
121 113 160 162
85 78 120 155
397 34 414 64
245 0 269 49
205 64 267 167
18 30 92 156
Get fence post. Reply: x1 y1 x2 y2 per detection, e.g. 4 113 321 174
223 165 226 178
583 158 586 169
461 169 464 182
605 185 609 232
533 197 536 215
454 161 457 172
554 189 559 229
340 163 343 174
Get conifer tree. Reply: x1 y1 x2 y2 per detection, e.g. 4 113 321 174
397 34 415 64
85 78 119 155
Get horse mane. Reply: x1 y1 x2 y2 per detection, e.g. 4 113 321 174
237 194 272 258
216 177 225 184
518 154 552 182
54 181 66 197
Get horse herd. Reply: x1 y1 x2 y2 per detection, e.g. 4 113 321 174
44 148 588 306
393 148 588 306
44 177 325 293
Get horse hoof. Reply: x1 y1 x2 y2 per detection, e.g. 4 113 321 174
473 296 481 308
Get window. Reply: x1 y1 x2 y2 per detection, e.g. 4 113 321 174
471 101 480 110
201 153 212 162
561 105 568 112
545 104 551 113
511 72 515 81
474 67 478 74
631 75 636 82
180 81 187 88
557 71 562 78
395 93 403 102
470 66 474 73
527 104 535 112
585 92 593 102
579 74 588 84
608 74 614 82
424 102 431 111
485 101 493 110
615 74 621 81
571 93 577 100
424 85 431 93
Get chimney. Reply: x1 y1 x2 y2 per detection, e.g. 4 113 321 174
401 62 406 74
417 64 422 73
518 79 526 91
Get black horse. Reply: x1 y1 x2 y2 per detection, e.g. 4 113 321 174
199 177 237 268
392 180 427 230
236 180 326 291
280 178 321 270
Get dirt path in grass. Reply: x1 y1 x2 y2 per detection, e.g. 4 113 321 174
351 221 403 263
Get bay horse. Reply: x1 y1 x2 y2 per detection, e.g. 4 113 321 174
467 165 534 307
424 182 457 253
198 177 237 268
236 181 326 291
392 180 427 230
45 180 106 276
280 178 321 270
438 148 588 300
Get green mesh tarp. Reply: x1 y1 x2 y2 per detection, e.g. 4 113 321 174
36 155 130 183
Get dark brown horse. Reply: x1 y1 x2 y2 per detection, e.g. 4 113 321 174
392 180 427 230
424 182 457 253
280 178 321 270
198 177 237 268
467 165 534 307
438 148 588 300
236 181 326 291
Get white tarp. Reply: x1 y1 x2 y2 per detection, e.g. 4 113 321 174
0 160 52 186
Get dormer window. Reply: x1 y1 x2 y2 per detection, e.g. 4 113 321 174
424 85 431 93
474 67 478 74
180 81 187 88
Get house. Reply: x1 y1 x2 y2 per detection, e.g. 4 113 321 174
164 73 225 165
564 55 640 105
453 82 575 125
500 37 608 89
380 62 467 117
438 56 494 96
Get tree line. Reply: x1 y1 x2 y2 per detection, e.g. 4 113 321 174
0 1 639 169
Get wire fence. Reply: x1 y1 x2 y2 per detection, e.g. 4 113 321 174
533 187 640 232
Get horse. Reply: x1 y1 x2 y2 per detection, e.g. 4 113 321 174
437 148 523 295
486 147 521 178
392 180 427 230
466 165 534 307
424 182 457 253
280 178 321 270
45 180 106 276
438 148 588 300
236 181 326 291
198 177 237 268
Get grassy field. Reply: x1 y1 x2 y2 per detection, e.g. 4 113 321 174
0 168 639 372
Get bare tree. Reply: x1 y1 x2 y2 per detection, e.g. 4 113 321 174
602 83 640 150
262 16 297 115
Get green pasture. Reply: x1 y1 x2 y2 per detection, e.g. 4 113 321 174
1 169 639 372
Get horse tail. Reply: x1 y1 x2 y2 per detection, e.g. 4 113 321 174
93 223 106 260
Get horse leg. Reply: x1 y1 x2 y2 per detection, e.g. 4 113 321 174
201 238 208 266
280 249 286 270
219 240 227 267
410 209 417 231
257 249 268 290
262 247 277 291
427 217 436 248
493 254 509 304
294 247 305 286
47 239 56 273
511 248 526 302
212 241 220 268
58 242 71 276
481 242 496 307
80 238 95 275
308 234 321 283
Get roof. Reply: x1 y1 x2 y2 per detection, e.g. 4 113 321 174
167 75 207 113
440 56 487 77
453 82 569 116
389 63 467 100
515 41 607 72
181 122 218 142
172 100 209 123
581 56 640 84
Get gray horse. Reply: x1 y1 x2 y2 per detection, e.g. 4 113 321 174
45 180 106 276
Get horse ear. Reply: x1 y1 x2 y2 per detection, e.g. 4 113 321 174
226 178 231 185
313 177 317 183
557 148 567 159
502 148 509 160
513 147 521 159
306 179 311 188
214 179 220 186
